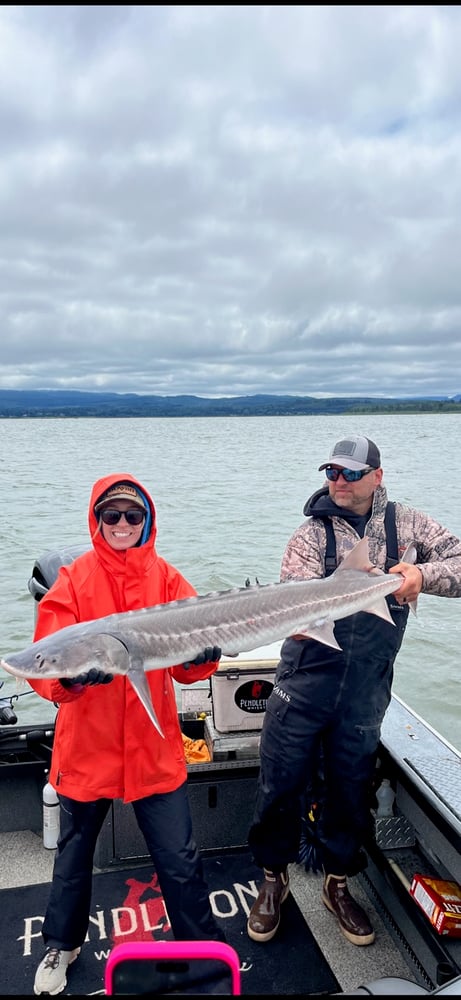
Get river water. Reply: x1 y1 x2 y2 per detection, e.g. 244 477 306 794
0 413 459 749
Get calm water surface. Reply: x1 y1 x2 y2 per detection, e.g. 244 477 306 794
0 414 459 749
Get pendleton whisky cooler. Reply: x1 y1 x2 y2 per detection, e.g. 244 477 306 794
210 659 276 733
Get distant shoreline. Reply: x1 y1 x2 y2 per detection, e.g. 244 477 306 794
2 408 461 418
0 389 460 418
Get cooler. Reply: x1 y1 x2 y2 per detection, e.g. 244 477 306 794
210 660 276 733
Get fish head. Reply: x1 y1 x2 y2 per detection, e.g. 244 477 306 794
0 631 130 681
1 631 165 738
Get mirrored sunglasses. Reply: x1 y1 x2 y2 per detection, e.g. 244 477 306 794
100 507 145 526
325 467 374 483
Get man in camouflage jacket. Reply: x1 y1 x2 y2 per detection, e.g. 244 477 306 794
247 435 461 948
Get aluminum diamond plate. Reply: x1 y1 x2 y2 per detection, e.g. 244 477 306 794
404 757 461 822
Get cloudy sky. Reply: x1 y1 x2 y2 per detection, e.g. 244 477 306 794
2 6 461 399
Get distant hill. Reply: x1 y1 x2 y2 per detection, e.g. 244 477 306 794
0 389 460 418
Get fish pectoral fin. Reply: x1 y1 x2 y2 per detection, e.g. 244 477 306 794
293 623 342 651
127 666 165 738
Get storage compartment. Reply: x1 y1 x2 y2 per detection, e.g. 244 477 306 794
93 717 260 869
210 661 275 733
0 725 54 834
93 764 260 868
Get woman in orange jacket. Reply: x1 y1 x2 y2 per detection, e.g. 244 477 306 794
31 473 224 997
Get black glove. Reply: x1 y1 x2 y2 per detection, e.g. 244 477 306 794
183 646 222 670
60 668 114 689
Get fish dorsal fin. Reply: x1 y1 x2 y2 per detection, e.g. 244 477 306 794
364 540 418 616
336 536 374 573
336 537 417 621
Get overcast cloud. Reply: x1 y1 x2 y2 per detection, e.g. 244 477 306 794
1 5 461 399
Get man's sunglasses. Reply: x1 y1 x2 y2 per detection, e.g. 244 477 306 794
99 508 145 526
325 467 374 483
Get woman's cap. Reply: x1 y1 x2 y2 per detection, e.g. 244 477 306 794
318 435 381 472
94 482 146 511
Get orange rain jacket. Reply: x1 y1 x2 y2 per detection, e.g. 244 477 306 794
28 473 219 803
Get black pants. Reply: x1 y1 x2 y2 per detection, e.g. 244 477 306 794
248 667 384 876
42 781 224 949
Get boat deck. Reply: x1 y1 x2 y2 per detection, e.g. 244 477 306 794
0 827 418 995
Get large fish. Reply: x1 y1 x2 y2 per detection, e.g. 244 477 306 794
0 538 416 737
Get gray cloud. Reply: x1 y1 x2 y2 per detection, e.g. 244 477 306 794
1 5 461 398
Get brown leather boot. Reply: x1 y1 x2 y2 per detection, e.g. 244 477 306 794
247 868 290 942
322 874 375 946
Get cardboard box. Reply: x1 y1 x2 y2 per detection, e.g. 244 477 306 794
211 661 276 732
410 875 461 937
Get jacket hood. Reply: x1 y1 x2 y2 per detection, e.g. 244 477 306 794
303 486 336 519
89 473 157 555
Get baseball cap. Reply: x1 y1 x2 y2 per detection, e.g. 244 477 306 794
94 482 146 512
318 435 381 472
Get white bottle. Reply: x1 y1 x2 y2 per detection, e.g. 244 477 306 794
376 778 395 817
43 778 60 849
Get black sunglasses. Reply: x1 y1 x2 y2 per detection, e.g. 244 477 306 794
325 467 374 483
100 508 145 526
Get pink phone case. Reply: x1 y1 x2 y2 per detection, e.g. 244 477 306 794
104 939 241 995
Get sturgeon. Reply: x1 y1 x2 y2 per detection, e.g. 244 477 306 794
0 537 416 737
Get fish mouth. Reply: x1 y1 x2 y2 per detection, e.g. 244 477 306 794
0 652 47 680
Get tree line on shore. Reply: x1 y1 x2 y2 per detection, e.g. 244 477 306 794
0 389 460 418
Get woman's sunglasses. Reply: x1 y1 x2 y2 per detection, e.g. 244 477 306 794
325 467 374 483
100 508 145 526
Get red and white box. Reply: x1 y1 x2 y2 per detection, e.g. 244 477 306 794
410 875 461 937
